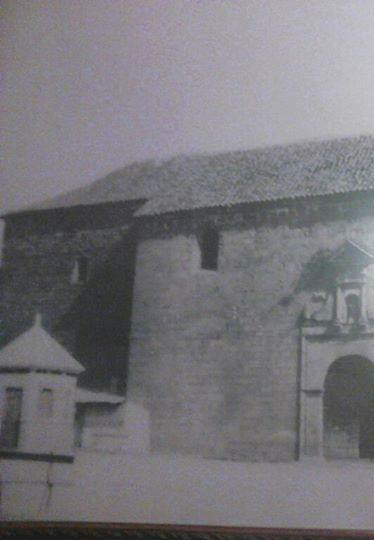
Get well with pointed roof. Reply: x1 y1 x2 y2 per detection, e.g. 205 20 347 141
0 317 85 460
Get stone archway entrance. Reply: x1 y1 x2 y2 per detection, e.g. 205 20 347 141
299 330 374 460
323 356 374 459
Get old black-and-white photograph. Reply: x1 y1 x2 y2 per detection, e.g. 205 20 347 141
2 0 374 531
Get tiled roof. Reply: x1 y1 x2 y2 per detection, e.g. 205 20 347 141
8 135 374 217
136 135 374 216
15 161 158 214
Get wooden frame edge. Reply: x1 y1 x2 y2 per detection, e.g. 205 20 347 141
1 523 374 539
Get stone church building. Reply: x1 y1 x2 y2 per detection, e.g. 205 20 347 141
2 134 374 465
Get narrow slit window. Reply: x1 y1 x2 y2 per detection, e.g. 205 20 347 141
71 256 89 284
199 226 220 271
0 387 23 449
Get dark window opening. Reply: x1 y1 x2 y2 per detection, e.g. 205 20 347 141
0 387 23 449
72 256 89 284
198 226 220 271
74 405 85 448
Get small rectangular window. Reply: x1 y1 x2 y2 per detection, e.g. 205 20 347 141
0 387 23 449
38 388 53 417
198 226 220 271
71 256 89 284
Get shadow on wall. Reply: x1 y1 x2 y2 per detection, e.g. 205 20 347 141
295 248 339 294
279 244 372 310
55 233 138 394
277 248 337 311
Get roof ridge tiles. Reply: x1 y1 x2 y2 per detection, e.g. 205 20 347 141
4 134 374 218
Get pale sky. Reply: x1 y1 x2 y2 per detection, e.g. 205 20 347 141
2 0 374 215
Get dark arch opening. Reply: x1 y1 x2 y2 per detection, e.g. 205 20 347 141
323 355 374 459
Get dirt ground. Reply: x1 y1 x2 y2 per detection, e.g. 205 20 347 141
29 451 374 529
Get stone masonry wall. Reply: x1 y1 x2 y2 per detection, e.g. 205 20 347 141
128 193 374 462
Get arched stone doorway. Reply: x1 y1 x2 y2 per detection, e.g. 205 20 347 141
323 356 374 459
299 331 374 459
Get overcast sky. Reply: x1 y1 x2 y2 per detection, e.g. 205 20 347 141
2 0 374 215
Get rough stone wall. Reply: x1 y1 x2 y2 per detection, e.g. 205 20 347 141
1 202 139 391
128 193 374 462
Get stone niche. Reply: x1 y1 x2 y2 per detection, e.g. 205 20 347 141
300 240 374 460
